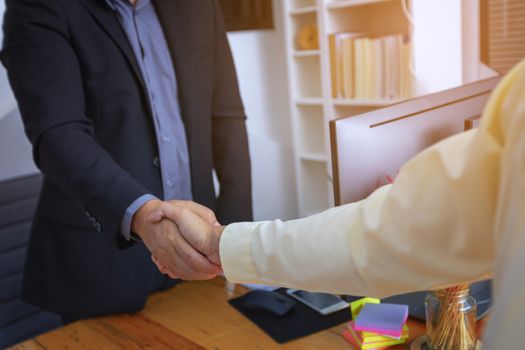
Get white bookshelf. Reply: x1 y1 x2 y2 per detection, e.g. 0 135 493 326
283 0 410 217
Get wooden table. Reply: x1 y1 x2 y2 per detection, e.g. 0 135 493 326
9 278 486 350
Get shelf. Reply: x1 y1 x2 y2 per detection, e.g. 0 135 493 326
327 0 392 10
297 105 326 156
298 161 330 217
325 0 407 36
289 6 317 16
292 49 320 58
296 103 323 112
332 105 378 119
296 98 324 106
300 153 328 163
292 58 322 96
332 98 399 107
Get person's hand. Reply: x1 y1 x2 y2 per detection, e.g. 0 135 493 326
148 201 225 277
131 199 222 280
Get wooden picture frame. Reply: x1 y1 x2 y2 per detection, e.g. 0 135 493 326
218 0 274 32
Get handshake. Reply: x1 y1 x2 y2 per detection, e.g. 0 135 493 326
131 199 225 280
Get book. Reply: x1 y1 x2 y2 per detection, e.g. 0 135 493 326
329 32 412 101
363 37 373 100
341 34 356 98
354 303 409 338
329 33 338 98
373 37 383 99
353 38 364 100
384 35 395 99
329 32 362 98
401 37 412 99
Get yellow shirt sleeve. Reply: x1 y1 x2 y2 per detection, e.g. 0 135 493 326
219 59 525 301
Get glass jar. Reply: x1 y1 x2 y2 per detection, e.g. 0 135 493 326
424 286 477 350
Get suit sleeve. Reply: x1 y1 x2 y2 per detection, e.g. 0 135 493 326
209 0 253 225
1 0 150 242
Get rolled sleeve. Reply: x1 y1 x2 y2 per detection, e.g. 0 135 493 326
120 194 158 241
220 222 259 283
219 116 502 296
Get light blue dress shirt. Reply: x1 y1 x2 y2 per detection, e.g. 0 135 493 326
106 0 193 240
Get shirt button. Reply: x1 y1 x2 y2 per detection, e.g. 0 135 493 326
152 156 160 168
162 136 171 143
167 180 173 187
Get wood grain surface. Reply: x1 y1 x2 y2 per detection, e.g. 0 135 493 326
9 277 487 349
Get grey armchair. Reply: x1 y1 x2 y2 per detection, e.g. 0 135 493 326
0 174 61 348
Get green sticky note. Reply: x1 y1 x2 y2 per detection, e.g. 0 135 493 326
350 297 380 319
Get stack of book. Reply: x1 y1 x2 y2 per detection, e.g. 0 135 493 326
342 298 409 349
329 33 412 101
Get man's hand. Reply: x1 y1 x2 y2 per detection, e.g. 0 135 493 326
148 201 225 277
131 199 222 280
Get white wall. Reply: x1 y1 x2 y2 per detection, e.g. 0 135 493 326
0 1 16 121
227 0 298 221
0 109 38 182
412 0 498 95
461 0 499 82
412 0 463 95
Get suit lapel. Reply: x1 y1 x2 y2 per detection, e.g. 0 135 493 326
152 0 195 142
78 0 148 97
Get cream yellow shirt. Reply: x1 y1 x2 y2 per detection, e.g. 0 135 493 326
220 59 525 348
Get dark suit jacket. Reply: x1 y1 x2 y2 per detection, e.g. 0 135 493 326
1 0 252 320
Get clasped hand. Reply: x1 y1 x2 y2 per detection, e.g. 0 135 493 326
131 199 224 280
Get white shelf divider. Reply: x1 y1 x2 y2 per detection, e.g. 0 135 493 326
289 5 317 15
295 97 324 106
332 98 399 107
326 0 392 10
299 153 328 163
292 49 320 58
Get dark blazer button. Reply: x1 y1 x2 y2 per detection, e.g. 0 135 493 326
152 156 160 168
130 232 142 242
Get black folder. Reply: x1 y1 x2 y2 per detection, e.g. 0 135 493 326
229 288 352 344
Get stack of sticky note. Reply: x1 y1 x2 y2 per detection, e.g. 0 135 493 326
342 298 409 349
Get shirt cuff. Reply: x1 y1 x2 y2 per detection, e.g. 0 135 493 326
120 194 158 241
219 222 259 284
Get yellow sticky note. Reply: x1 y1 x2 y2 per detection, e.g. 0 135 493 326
350 297 380 319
